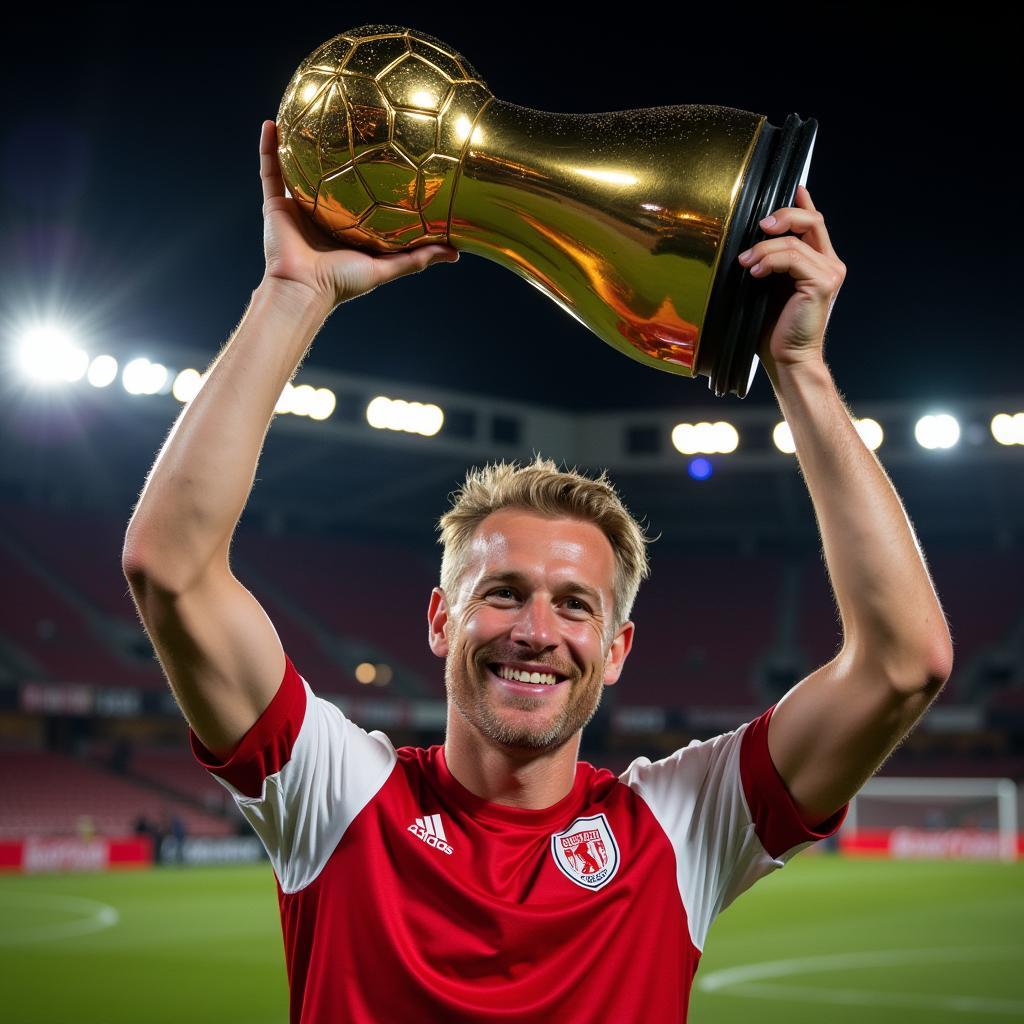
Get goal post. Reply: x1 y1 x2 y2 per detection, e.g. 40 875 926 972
842 777 1020 862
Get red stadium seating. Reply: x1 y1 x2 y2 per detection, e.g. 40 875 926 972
622 554 783 708
129 746 233 813
0 750 233 838
0 500 1018 717
0 504 139 622
0 543 161 689
233 525 443 695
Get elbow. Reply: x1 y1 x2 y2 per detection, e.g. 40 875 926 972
122 552 172 602
885 637 954 698
122 540 189 599
848 630 954 698
122 519 151 579
122 533 159 591
121 539 147 589
122 522 216 598
928 634 955 690
122 547 226 602
919 621 955 692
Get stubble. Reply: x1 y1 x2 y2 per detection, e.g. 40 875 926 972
444 633 607 752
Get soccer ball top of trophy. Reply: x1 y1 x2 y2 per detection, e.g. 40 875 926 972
277 25 817 397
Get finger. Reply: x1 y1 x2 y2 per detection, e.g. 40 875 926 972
746 245 844 294
738 235 816 267
260 120 286 203
757 188 836 257
370 245 459 287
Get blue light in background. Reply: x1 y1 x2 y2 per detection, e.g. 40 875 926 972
688 457 712 480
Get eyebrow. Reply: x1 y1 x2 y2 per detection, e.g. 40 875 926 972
476 571 605 610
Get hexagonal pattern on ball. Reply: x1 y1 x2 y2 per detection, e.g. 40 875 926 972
276 26 492 252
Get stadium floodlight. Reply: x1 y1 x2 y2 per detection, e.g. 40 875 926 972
414 403 444 436
172 368 204 403
772 421 796 454
854 417 884 451
355 662 376 684
671 420 739 455
274 383 336 420
15 324 89 383
367 395 444 436
991 412 1024 446
915 413 960 450
86 354 118 388
308 387 336 421
374 664 393 686
290 384 316 416
122 357 168 396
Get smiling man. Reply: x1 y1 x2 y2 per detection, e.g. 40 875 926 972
432 501 636 801
122 121 953 1023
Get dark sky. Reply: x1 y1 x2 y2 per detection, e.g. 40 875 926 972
2 4 1018 411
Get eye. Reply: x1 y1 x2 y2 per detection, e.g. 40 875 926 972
563 596 591 613
487 587 518 601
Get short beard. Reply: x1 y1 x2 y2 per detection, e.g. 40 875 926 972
445 646 606 753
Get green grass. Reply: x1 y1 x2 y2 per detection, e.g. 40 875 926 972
1 856 1022 1022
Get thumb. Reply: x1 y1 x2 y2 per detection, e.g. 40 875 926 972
426 245 460 266
371 245 459 287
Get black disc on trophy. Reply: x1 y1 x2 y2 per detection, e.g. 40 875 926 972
698 113 818 398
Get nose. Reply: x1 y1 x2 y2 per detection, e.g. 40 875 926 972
509 593 559 652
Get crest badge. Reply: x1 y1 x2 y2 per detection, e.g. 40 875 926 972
550 813 620 891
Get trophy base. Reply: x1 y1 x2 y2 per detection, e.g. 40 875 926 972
698 113 818 398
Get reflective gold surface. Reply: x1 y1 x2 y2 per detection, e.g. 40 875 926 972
277 25 490 250
277 26 769 382
452 102 762 374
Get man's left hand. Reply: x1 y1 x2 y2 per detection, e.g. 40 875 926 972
737 185 846 374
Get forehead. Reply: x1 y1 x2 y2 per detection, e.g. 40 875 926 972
464 508 615 591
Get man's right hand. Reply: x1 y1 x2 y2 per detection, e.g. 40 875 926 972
259 119 460 311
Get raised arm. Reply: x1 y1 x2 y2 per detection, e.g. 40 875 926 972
122 120 458 756
736 186 953 826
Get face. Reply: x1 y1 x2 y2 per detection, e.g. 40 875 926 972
428 508 634 753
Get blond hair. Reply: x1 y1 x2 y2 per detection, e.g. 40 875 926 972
437 455 654 635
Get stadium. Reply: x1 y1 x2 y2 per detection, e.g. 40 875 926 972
1 7 1021 1023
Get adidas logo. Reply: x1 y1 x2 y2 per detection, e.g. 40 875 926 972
407 814 453 855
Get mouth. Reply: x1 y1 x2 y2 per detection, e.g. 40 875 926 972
486 662 571 696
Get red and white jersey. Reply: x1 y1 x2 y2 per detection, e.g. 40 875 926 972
191 654 847 1023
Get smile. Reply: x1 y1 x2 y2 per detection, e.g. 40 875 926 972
487 663 570 693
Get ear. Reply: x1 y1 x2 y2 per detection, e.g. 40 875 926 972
602 620 635 686
427 587 450 659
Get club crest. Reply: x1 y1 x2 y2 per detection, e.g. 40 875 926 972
550 813 620 891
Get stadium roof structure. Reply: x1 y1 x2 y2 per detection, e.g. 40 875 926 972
1 349 1021 552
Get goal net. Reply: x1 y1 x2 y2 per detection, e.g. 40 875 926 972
841 777 1020 861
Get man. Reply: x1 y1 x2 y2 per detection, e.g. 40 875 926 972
123 120 953 1022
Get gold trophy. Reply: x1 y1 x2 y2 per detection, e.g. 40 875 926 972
277 25 817 397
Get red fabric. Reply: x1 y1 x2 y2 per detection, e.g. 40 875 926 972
189 654 847 1023
189 654 306 799
277 745 700 1024
739 703 849 858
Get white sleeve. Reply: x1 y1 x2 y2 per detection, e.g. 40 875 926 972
190 653 397 893
618 704 847 951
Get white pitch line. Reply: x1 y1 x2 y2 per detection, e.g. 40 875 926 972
0 891 120 945
698 946 1024 1017
715 982 1024 1016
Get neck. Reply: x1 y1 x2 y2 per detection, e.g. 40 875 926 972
443 710 581 809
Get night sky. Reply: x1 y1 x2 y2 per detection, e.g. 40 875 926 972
2 4 1018 412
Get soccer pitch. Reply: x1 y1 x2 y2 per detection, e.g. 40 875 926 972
1 856 1021 1023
